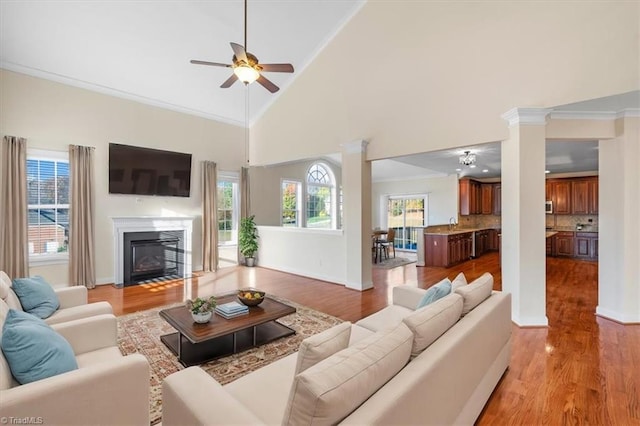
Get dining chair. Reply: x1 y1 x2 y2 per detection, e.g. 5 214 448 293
379 228 396 259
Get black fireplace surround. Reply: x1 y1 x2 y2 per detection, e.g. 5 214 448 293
123 230 185 286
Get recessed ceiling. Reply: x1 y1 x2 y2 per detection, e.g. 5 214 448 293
0 0 365 127
371 91 639 182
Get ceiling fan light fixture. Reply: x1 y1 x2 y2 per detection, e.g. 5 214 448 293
234 65 259 84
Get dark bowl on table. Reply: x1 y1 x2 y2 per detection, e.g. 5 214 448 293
237 289 265 306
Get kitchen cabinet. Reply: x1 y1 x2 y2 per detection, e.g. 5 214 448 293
492 184 501 216
575 232 598 260
474 230 490 257
481 184 493 215
552 181 572 215
459 179 482 215
424 232 473 267
555 231 575 257
573 177 599 215
571 179 589 214
546 234 556 256
547 176 598 215
588 179 598 214
488 229 500 251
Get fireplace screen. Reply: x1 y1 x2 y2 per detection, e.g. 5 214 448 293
123 231 184 285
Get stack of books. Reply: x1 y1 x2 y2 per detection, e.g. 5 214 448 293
215 301 249 319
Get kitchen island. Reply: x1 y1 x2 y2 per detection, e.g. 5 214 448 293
423 227 500 267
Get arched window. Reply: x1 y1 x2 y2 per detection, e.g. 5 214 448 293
306 163 335 229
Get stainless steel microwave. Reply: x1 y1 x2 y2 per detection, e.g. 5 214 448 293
545 201 553 214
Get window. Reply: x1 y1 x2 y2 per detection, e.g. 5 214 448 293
217 176 239 245
281 180 301 227
387 196 427 251
306 163 335 229
27 150 69 260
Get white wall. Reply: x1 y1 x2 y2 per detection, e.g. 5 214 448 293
372 175 458 227
256 226 346 285
597 117 640 323
0 70 245 285
250 158 341 226
252 1 639 166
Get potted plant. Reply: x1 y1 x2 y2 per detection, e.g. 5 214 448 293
239 215 259 267
186 296 216 323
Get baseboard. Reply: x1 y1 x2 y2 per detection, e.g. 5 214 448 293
512 314 549 328
258 263 345 286
596 306 640 324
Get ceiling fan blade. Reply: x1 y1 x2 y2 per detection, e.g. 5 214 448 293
257 74 279 93
260 63 294 73
220 73 239 88
190 59 231 68
230 42 248 64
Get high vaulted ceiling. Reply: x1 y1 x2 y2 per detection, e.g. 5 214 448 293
0 0 365 127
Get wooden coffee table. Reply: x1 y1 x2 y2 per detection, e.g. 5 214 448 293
159 294 296 366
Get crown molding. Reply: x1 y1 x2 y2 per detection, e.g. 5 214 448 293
501 107 552 126
549 108 640 120
1 62 246 128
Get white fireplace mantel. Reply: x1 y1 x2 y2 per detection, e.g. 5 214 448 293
112 216 194 285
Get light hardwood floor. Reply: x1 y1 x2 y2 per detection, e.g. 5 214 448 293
89 252 640 425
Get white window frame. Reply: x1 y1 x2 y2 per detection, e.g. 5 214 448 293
217 171 240 246
27 148 70 265
386 194 428 252
305 162 336 229
281 179 302 227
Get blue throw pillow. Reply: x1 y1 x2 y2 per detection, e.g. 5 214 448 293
11 275 60 319
1 309 78 384
417 279 452 309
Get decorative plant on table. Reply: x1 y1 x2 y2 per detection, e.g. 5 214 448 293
239 215 259 267
186 296 217 323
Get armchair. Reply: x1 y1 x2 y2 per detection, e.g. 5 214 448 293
0 307 150 425
0 271 112 324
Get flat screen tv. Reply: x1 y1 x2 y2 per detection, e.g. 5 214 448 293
108 143 192 197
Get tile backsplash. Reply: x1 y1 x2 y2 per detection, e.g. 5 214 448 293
446 213 599 232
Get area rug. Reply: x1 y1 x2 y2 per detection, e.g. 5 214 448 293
116 296 343 425
373 256 417 269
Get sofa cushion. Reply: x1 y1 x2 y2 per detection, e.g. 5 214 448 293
282 322 413 425
0 299 18 390
0 271 22 311
455 272 493 315
11 276 60 319
1 309 78 384
355 304 413 333
402 293 463 357
451 272 467 292
295 322 351 374
417 279 451 308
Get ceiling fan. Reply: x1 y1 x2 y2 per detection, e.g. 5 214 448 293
190 0 294 93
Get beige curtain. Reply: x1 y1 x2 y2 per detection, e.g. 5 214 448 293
238 166 251 263
0 136 29 277
202 161 219 272
68 145 96 288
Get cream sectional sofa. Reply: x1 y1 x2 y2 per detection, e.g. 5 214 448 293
162 273 511 425
0 271 113 324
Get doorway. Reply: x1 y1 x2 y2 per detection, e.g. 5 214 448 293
387 196 427 251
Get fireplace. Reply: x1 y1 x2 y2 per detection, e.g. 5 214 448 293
112 216 193 287
123 231 184 285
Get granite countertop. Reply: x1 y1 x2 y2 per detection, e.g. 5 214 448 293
424 227 500 236
546 231 558 238
547 226 599 233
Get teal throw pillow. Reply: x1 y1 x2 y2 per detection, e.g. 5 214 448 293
1 309 78 384
417 279 452 309
11 275 60 319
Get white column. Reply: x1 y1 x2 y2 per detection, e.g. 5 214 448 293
501 108 550 327
597 114 640 323
342 140 373 291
